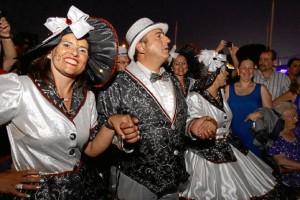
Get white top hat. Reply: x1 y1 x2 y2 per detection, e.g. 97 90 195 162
126 17 168 60
118 46 128 57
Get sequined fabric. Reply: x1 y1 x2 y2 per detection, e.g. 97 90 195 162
0 164 108 200
97 62 189 197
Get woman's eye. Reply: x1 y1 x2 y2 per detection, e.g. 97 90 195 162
62 42 71 48
78 48 88 55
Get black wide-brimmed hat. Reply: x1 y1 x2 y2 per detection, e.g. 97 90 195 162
21 5 118 87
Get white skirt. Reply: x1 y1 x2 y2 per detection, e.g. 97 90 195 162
179 145 277 200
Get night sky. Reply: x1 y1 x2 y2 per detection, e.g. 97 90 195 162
2 0 300 64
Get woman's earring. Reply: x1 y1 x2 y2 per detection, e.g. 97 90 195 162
47 54 51 59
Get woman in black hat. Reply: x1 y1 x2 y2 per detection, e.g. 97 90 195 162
180 50 282 199
0 6 139 199
167 44 199 98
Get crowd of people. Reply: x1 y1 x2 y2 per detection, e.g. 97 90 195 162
0 5 300 200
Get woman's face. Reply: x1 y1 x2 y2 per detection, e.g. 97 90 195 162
49 33 89 79
238 59 256 82
283 108 298 130
172 55 188 76
289 60 300 78
215 69 228 87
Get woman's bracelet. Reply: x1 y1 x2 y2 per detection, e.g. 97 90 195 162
1 34 12 39
104 119 115 130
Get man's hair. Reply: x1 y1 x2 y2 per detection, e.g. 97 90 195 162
261 49 277 60
133 35 148 61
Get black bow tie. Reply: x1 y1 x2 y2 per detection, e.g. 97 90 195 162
150 72 171 83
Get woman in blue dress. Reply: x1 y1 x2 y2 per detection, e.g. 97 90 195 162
225 57 272 158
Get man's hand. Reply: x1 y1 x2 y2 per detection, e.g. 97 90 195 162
189 116 217 140
109 115 140 144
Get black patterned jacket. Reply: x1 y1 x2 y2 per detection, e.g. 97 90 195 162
97 62 189 196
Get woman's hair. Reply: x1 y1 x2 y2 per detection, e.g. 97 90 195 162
166 44 200 77
238 57 255 68
28 46 89 90
273 101 297 116
287 57 300 68
289 73 300 94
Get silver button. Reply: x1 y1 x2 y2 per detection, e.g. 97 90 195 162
171 125 175 130
174 150 179 155
70 133 76 140
69 149 75 155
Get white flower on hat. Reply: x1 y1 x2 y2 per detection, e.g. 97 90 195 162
43 5 94 43
197 50 226 72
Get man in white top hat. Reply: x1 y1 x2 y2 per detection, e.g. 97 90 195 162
116 46 130 71
97 17 216 200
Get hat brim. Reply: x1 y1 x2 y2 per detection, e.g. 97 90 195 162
20 17 118 88
128 23 168 60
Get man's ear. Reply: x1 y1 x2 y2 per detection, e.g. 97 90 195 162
136 42 146 54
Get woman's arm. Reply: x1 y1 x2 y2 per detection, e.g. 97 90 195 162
228 45 239 78
273 91 294 106
224 85 230 100
0 17 17 71
261 84 272 108
274 153 300 169
84 114 139 157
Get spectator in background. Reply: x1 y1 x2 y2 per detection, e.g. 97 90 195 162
167 44 199 97
273 73 300 122
287 57 300 81
268 102 300 199
254 49 291 100
116 46 130 71
225 57 272 158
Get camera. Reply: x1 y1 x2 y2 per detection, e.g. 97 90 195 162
226 41 233 48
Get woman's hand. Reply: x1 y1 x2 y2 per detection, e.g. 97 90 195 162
245 111 263 122
189 116 217 140
0 17 11 37
215 40 226 53
0 169 42 198
109 114 140 144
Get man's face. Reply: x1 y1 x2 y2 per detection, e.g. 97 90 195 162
142 29 170 62
117 56 130 71
258 52 273 72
